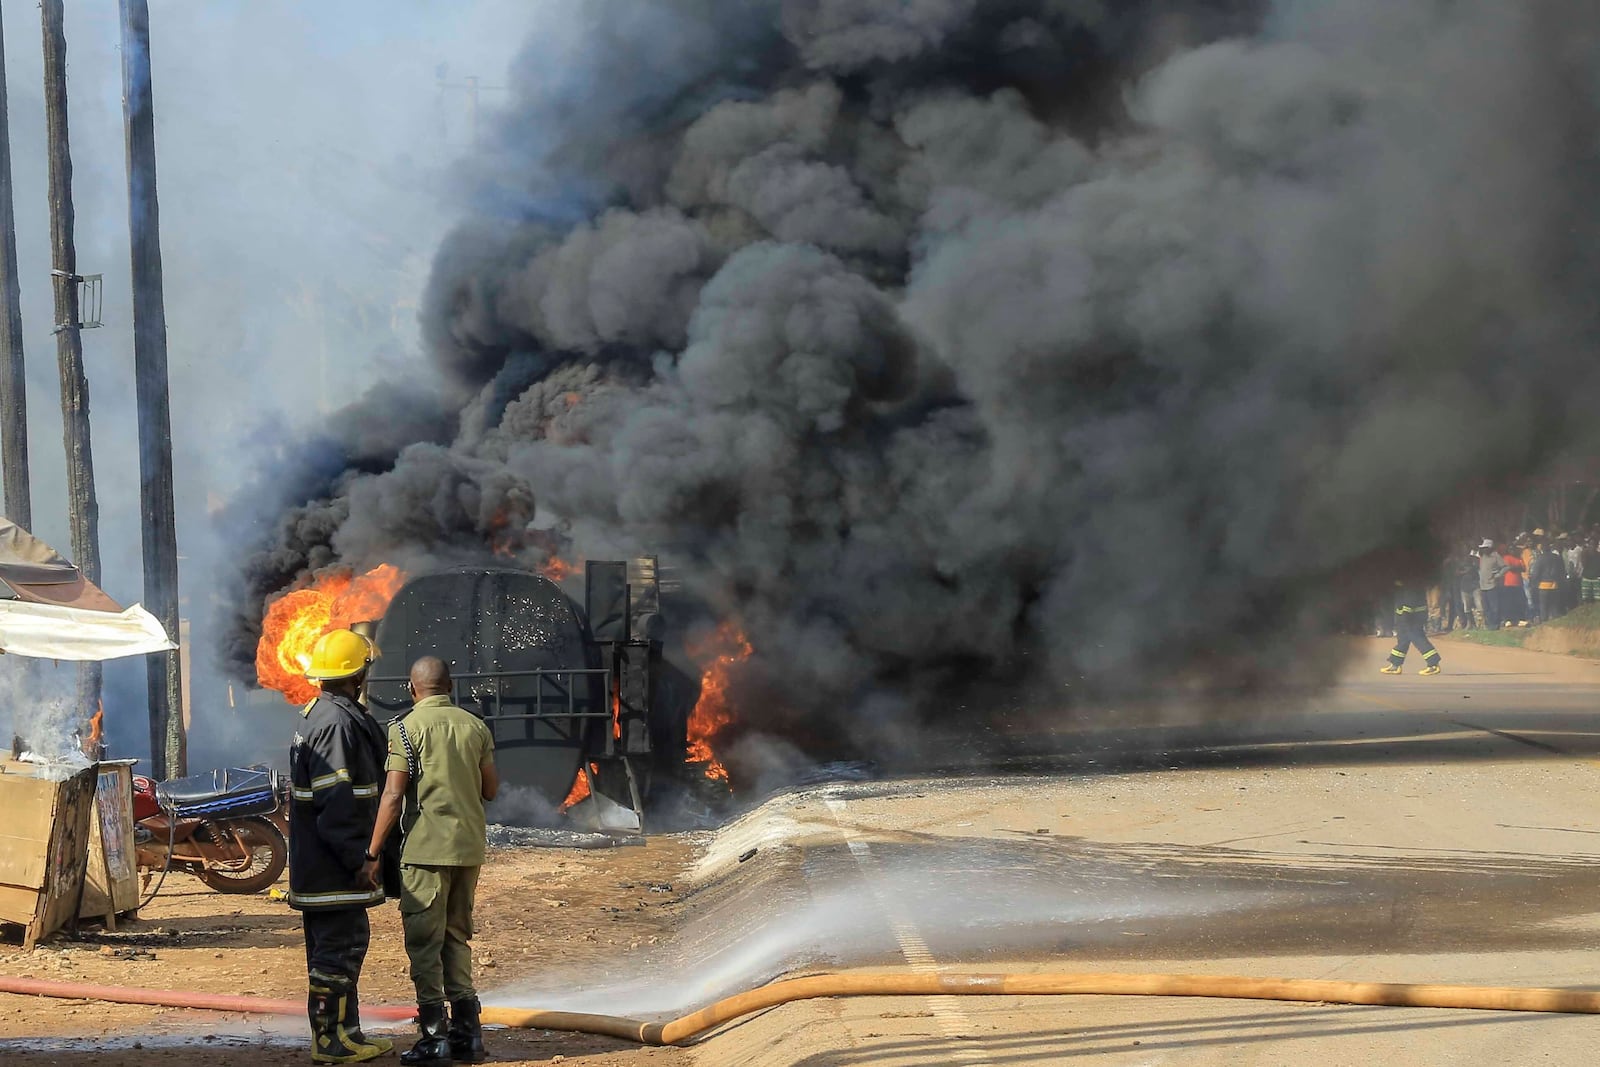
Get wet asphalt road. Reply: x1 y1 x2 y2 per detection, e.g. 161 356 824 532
679 638 1600 1067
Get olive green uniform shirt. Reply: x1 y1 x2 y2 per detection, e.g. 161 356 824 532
385 695 495 867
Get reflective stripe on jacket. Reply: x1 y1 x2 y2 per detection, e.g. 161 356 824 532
1394 586 1428 613
288 692 387 911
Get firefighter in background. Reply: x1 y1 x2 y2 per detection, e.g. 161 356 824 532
1382 581 1442 675
365 656 499 1066
289 629 395 1064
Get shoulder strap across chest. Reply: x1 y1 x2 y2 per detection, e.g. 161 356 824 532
395 719 420 782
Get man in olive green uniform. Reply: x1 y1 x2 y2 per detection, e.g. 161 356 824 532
365 657 499 1066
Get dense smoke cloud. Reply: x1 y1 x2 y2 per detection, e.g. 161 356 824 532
234 0 1600 750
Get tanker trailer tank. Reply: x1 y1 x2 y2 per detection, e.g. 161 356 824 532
363 560 694 829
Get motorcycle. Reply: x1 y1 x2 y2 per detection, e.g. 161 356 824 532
133 766 289 895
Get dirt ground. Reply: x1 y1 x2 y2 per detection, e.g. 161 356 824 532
0 838 697 1066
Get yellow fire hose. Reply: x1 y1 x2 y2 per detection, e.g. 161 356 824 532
4 970 1600 1046
480 971 1600 1045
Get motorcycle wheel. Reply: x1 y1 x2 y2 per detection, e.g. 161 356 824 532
196 816 287 895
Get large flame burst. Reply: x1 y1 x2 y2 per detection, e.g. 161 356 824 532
255 564 406 704
687 622 751 783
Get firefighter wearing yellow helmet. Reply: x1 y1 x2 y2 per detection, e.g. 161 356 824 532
288 628 396 1063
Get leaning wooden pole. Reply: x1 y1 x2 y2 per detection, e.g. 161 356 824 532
120 0 183 779
41 0 101 717
0 2 29 531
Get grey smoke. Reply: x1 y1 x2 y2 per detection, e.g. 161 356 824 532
783 0 981 72
0 2 534 765
0 657 86 759
235 0 1600 763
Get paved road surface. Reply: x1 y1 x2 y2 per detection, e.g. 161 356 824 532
693 638 1600 1067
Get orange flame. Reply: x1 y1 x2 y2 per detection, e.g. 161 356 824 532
612 672 622 740
561 762 598 810
255 564 406 705
539 555 578 583
487 506 524 559
81 700 104 758
686 622 751 783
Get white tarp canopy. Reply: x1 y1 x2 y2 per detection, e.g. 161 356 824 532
0 599 177 661
0 517 177 661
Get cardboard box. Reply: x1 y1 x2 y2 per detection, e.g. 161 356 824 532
0 760 98 949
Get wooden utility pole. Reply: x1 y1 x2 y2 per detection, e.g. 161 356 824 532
41 0 101 716
0 2 29 531
121 0 183 779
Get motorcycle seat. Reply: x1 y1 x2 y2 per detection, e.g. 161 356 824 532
155 766 278 818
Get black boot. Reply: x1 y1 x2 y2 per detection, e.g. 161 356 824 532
400 1002 453 1067
309 974 389 1064
447 997 487 1063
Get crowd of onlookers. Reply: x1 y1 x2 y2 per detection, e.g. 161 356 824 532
1402 529 1600 635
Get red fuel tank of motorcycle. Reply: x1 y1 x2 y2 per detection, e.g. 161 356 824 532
131 774 160 821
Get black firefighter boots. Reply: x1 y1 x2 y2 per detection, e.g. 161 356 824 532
400 1002 454 1067
308 973 392 1064
448 997 488 1063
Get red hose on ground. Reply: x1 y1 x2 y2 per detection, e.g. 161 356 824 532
0 974 415 1022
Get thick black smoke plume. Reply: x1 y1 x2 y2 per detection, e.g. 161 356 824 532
230 0 1600 751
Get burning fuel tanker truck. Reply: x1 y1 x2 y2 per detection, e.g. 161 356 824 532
349 559 700 826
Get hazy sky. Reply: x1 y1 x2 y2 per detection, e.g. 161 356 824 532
3 0 551 560
0 1 555 755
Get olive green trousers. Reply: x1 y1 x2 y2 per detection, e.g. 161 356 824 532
399 863 480 1005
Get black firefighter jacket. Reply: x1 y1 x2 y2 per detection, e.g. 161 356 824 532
1394 586 1428 614
288 692 388 911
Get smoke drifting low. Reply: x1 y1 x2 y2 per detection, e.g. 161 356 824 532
232 1 1600 751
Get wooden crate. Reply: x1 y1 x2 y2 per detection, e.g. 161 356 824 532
0 760 98 949
80 759 140 926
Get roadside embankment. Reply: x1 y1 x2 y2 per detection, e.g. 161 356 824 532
1446 602 1600 657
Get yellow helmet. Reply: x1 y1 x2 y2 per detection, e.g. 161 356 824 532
301 628 374 681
